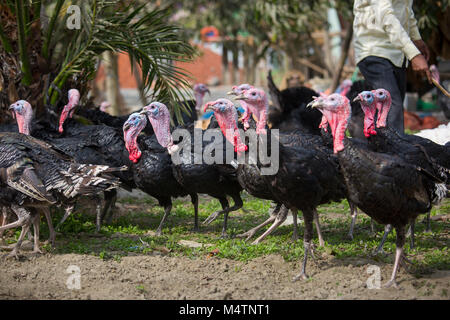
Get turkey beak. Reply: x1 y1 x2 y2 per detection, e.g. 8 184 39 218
123 122 131 131
206 89 211 96
234 94 245 101
307 100 319 109
203 103 213 113
353 95 362 103
9 105 16 119
227 91 235 95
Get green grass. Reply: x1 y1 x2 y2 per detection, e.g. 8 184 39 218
8 194 449 271
405 128 420 135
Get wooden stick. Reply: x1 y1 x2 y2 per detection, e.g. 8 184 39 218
432 78 450 98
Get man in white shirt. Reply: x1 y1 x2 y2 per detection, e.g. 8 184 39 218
353 0 432 133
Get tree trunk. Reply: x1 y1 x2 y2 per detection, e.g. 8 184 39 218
248 48 257 84
231 41 241 85
252 42 270 86
0 3 46 122
231 41 239 84
103 51 122 116
323 28 334 78
331 26 353 92
246 45 257 84
286 36 303 71
255 58 266 87
305 27 332 77
221 44 229 85
243 44 251 83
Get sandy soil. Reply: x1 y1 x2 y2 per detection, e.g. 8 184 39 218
1 250 448 300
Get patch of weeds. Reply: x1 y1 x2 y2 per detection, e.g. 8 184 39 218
136 284 146 293
99 250 109 260
42 243 52 252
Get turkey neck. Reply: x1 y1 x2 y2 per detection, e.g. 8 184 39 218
124 127 142 163
194 91 204 111
210 104 247 154
149 111 176 153
320 106 351 154
254 95 269 134
19 113 33 136
58 93 79 133
360 101 376 138
375 96 391 129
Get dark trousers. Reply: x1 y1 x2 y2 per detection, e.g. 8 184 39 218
357 56 406 133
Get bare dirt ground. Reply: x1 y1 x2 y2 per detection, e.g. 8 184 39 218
1 191 448 300
1 250 449 300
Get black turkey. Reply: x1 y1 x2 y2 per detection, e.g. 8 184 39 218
227 89 348 280
123 113 198 235
0 132 122 257
353 88 448 251
9 96 134 231
310 93 446 287
267 71 322 134
140 101 244 237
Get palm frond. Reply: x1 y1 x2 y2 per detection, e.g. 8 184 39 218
45 0 197 122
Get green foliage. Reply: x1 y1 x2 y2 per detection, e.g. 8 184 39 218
0 0 197 121
413 0 450 38
45 0 197 113
15 0 33 85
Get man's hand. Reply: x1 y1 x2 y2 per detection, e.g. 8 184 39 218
413 39 430 61
411 54 432 84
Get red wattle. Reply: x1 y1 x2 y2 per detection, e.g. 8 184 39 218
59 111 68 133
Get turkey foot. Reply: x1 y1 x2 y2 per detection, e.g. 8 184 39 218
203 210 221 225
31 214 43 256
313 210 324 247
383 246 404 289
251 206 288 245
422 211 432 233
236 215 276 241
383 279 398 289
4 250 21 260
236 227 259 241
292 241 313 282
372 224 392 256
347 202 358 240
236 203 282 241
56 205 74 231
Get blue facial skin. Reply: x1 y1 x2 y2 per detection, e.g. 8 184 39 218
150 107 159 117
11 102 24 114
373 90 387 101
360 91 374 104
15 105 23 113
126 114 142 128
146 103 164 117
